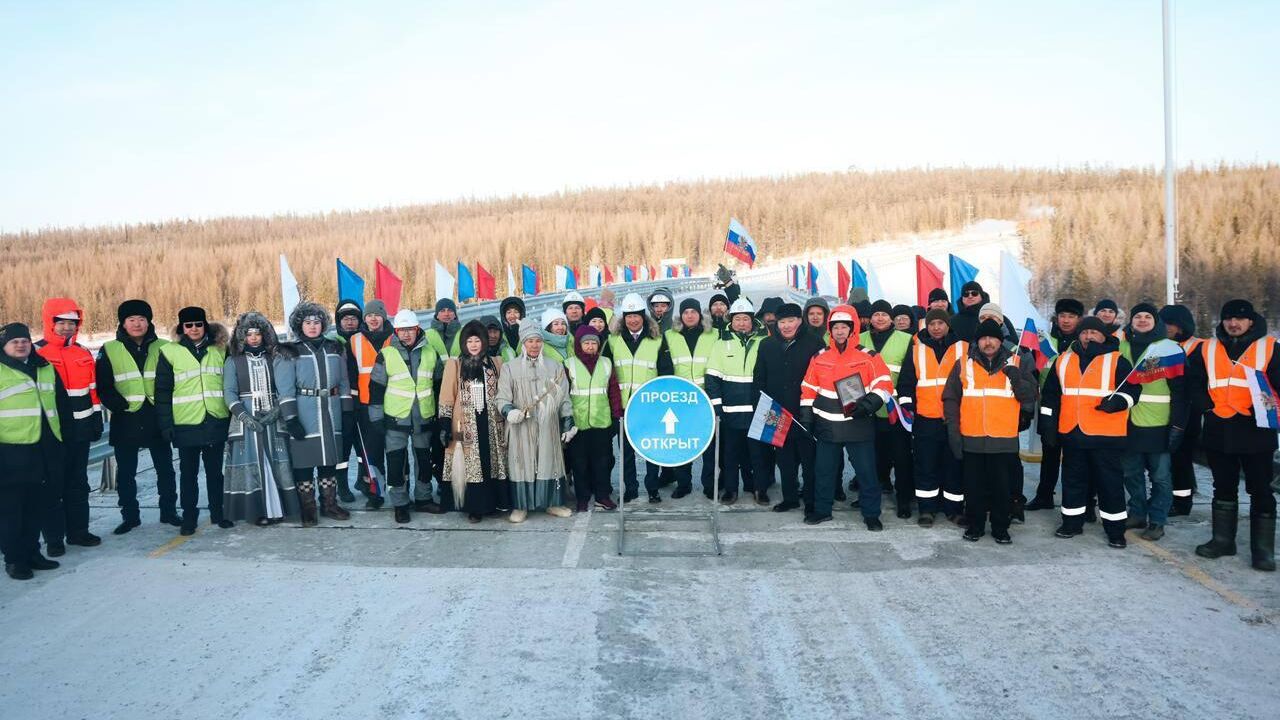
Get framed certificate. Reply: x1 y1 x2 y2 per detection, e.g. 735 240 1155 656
835 373 866 414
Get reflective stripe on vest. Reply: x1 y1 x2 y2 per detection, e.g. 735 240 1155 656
959 354 1020 439
665 329 716 387
608 335 661 405
915 340 967 419
381 345 438 420
706 335 761 414
160 344 229 425
350 333 390 404
103 339 166 412
0 363 62 443
1120 339 1174 427
1205 336 1276 419
1056 349 1127 436
567 356 613 430
860 329 912 418
425 329 462 359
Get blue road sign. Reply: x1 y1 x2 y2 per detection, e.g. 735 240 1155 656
623 376 716 467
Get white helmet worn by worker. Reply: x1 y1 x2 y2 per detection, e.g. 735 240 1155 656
728 298 755 319
392 309 420 329
619 293 647 314
562 291 586 309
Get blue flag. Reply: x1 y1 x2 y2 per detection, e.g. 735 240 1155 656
457 262 476 302
624 266 634 283
808 262 819 295
522 264 539 295
336 258 365 309
949 254 980 312
565 265 577 290
851 260 868 290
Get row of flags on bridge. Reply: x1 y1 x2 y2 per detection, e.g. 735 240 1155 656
786 254 982 312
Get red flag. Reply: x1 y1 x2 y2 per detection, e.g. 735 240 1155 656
604 265 614 284
915 255 944 307
475 262 496 300
649 265 657 281
837 261 851 301
374 259 403 315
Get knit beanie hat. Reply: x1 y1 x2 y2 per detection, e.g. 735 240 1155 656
924 308 951 326
978 303 1004 322
975 319 1004 342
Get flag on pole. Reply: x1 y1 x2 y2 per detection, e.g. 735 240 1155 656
1128 340 1186 384
506 264 517 296
475 263 496 300
851 259 868 290
999 250 1046 334
640 265 650 282
624 266 634 283
746 393 794 448
724 217 757 267
807 262 818 295
566 266 577 290
435 261 456 303
336 258 365 309
522 264 539 295
1245 367 1280 430
682 265 691 278
374 259 403 315
604 265 614 284
916 255 944 308
949 254 980 312
457 262 475 302
280 254 300 338
1019 318 1058 371
865 259 887 303
837 261 852 300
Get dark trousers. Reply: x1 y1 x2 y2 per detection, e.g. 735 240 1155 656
774 430 816 507
815 439 879 518
353 406 385 497
963 452 1015 534
913 433 962 515
875 422 914 507
43 439 91 545
747 440 778 496
719 427 756 496
570 428 615 502
620 426 659 496
114 440 177 522
1205 448 1277 515
1170 417 1201 506
699 427 720 494
178 443 226 524
385 445 433 508
1033 439 1061 501
1060 446 1125 539
0 484 43 565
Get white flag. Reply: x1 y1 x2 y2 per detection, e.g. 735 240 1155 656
999 249 1046 331
280 254 300 339
864 258 887 304
507 264 517 296
434 261 455 302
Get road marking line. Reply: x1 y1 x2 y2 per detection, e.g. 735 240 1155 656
148 535 193 558
1130 534 1260 611
561 507 592 569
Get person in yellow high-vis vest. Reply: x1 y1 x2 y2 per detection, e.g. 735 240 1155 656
606 293 673 503
566 324 623 512
153 306 232 536
95 299 179 534
1 323 67 581
369 309 446 523
663 298 717 498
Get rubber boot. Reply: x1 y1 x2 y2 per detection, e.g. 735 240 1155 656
1250 511 1275 572
1169 497 1193 517
298 480 319 527
1194 500 1238 559
320 479 351 521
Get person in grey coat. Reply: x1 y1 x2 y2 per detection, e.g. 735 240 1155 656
369 309 446 523
280 302 352 526
497 318 575 522
222 312 300 525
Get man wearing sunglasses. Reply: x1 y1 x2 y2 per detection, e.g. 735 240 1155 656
948 281 990 343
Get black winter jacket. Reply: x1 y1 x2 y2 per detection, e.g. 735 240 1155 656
153 328 232 449
1039 336 1140 450
753 330 824 415
96 326 166 448
1186 317 1280 455
0 352 69 487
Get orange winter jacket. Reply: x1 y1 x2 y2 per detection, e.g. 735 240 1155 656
798 305 894 444
34 297 103 441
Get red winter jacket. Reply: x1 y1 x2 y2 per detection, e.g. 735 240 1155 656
35 297 103 442
798 304 893 444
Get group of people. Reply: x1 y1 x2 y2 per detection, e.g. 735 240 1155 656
1 278 1276 581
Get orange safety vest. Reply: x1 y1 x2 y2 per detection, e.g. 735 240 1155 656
1204 336 1276 419
914 340 967 419
1056 349 1127 436
959 353 1021 439
1180 337 1204 358
349 333 391 404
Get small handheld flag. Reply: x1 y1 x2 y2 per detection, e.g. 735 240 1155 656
1128 340 1186 384
1244 367 1280 431
747 393 795 448
1020 318 1058 372
725 217 758 267
886 394 914 433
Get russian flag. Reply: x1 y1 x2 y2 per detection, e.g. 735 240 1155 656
1020 318 1057 372
747 393 794 448
1129 339 1186 384
886 393 914 433
1244 367 1280 430
725 217 757 267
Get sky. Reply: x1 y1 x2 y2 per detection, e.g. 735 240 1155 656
1 0 1277 231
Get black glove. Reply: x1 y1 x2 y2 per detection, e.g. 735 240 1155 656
849 394 882 419
160 427 175 444
286 416 307 441
1168 426 1185 453
440 426 453 448
1001 365 1020 380
238 412 264 433
382 415 400 433
1096 396 1128 414
90 427 104 443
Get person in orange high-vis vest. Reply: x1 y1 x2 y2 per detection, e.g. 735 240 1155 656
943 319 1038 543
1186 299 1278 572
345 300 393 509
897 308 967 524
1039 317 1141 548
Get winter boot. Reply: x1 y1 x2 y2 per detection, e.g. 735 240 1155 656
1194 500 1238 559
1250 511 1275 572
319 478 351 521
394 505 411 524
1169 497 1193 517
1010 497 1025 524
298 480 319 527
1024 495 1055 511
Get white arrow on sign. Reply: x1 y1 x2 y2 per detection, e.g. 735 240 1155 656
661 408 679 435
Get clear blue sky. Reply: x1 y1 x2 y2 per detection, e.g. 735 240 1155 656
1 0 1276 230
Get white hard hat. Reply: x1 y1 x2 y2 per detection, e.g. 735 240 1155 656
619 293 647 314
728 298 755 318
392 309 420 330
562 291 586 308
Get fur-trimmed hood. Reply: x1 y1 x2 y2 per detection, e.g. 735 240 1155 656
610 309 661 340
230 311 294 357
171 321 229 348
289 301 331 339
